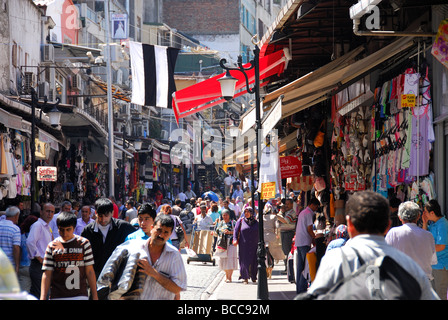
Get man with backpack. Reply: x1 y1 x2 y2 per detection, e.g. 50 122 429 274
298 191 438 300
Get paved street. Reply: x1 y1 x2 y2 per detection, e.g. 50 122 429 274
178 248 297 300
179 249 223 300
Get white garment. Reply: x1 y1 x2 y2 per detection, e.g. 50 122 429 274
224 176 234 186
177 192 187 202
386 223 437 280
308 234 439 299
195 215 213 231
138 239 187 300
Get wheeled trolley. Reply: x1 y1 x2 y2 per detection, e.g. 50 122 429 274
186 226 216 266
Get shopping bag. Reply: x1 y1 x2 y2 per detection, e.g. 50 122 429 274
185 248 198 259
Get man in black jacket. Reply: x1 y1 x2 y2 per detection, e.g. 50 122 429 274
81 197 136 277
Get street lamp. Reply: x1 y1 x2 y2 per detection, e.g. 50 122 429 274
133 138 142 151
29 89 61 216
218 70 238 101
47 106 62 128
218 37 269 300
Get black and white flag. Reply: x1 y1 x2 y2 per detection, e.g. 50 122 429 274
129 41 179 108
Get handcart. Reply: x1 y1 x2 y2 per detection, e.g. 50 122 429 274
186 225 216 266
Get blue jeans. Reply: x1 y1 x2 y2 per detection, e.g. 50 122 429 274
296 245 311 294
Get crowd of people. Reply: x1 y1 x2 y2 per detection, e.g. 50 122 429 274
1 175 448 300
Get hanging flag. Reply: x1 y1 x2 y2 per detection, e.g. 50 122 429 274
129 41 179 108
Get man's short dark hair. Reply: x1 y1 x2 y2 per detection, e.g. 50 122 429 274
154 214 175 231
309 197 321 207
389 197 401 209
57 211 78 228
95 198 114 216
346 191 390 234
138 203 156 220
175 199 182 205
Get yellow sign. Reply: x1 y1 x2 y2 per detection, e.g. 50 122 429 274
261 182 276 200
401 94 416 108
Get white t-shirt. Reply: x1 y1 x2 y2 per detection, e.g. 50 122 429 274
177 192 187 202
126 208 138 221
224 176 234 186
295 207 314 247
385 223 437 280
98 223 111 243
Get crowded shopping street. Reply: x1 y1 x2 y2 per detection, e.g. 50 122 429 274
2 0 448 307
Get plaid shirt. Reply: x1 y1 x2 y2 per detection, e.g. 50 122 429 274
0 217 21 267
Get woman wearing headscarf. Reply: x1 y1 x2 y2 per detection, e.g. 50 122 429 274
233 207 258 284
215 209 238 282
325 224 349 252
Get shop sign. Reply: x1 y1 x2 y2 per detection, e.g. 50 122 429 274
37 166 57 182
279 156 302 179
400 94 416 108
111 13 128 40
261 182 276 200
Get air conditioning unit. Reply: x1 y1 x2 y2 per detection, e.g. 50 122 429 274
23 72 36 94
161 130 169 140
71 73 82 91
42 44 55 63
38 82 50 99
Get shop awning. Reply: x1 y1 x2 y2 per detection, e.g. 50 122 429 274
263 36 415 119
172 48 290 123
92 79 131 103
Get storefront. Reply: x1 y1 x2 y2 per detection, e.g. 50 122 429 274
0 96 64 212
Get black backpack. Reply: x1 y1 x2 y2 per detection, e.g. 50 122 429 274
295 248 422 300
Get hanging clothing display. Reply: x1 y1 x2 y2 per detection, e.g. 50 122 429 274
327 59 436 207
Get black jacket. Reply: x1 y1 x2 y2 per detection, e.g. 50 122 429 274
81 218 136 276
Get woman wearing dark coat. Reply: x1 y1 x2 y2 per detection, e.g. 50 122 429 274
233 207 258 284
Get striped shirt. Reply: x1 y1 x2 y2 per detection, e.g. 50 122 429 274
0 217 21 267
135 239 187 300
42 235 94 299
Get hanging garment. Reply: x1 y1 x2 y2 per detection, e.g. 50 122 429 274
401 109 412 168
4 135 15 176
420 67 435 144
0 134 7 174
409 105 430 177
403 72 420 97
431 19 448 68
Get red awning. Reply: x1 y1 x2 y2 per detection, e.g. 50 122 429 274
172 49 289 123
